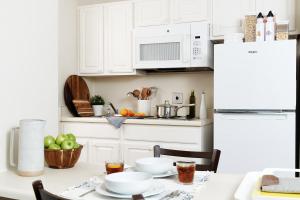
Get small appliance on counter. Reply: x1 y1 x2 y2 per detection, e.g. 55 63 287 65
10 119 46 176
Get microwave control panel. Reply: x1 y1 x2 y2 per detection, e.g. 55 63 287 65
192 35 202 61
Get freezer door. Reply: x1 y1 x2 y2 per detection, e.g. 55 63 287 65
214 112 295 173
214 40 296 110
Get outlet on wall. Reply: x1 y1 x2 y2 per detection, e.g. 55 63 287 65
172 92 183 104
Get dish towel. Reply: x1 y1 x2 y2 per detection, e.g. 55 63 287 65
105 116 127 128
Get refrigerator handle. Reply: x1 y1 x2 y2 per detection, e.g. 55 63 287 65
218 113 289 120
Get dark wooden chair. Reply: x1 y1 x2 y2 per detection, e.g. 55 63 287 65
153 145 221 173
32 180 70 200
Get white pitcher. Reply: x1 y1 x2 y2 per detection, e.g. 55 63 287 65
10 119 46 176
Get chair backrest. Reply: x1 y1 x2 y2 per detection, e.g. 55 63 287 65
32 180 70 200
153 145 221 173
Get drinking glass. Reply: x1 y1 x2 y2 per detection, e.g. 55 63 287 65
176 161 196 184
105 160 124 174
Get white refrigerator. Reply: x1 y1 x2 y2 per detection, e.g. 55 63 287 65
214 40 297 173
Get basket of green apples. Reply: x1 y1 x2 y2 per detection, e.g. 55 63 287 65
44 133 83 169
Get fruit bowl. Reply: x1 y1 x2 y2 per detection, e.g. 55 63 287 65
44 145 83 169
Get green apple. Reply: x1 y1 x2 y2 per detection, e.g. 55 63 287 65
74 143 80 149
66 133 76 142
48 143 61 150
61 139 75 150
55 134 67 145
44 135 55 148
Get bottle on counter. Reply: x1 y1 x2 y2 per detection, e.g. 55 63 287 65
256 12 265 42
265 11 275 41
188 90 195 119
200 91 207 120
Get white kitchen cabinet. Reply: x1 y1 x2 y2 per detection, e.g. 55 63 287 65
104 2 134 73
123 142 153 166
89 140 121 165
79 6 104 74
256 0 295 31
76 138 90 163
61 121 213 166
134 0 170 27
212 0 255 37
170 0 210 23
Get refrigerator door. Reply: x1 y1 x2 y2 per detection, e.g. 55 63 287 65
214 112 295 173
214 40 296 110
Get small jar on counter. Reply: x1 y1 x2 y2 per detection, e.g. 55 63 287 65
276 20 289 40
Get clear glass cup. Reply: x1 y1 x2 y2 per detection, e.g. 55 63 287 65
176 161 196 184
105 160 124 175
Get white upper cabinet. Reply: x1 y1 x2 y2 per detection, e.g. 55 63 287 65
104 2 134 73
256 0 295 31
134 0 170 27
79 6 104 74
212 0 255 37
170 0 210 23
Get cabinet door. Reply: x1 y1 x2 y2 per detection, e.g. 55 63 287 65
134 0 170 27
89 140 120 165
79 6 104 74
170 0 209 23
256 0 295 31
123 142 153 166
212 0 255 37
104 2 133 73
76 138 90 163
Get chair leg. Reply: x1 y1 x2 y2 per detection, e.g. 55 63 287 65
32 180 43 200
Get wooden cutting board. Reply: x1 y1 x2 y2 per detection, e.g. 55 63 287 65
64 75 91 117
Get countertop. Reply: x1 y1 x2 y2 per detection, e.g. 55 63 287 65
61 117 213 127
0 163 243 200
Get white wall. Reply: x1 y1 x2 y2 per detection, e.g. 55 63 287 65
88 72 213 117
59 0 78 115
0 0 59 172
297 0 300 33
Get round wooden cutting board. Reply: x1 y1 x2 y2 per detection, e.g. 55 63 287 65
64 75 91 117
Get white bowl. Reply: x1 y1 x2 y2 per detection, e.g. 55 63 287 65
135 157 173 175
104 172 153 195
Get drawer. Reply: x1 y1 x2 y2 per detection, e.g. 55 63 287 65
123 124 204 144
61 122 121 139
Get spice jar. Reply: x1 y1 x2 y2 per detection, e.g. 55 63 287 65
244 14 257 42
276 20 289 40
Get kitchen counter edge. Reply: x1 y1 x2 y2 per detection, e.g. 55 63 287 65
60 117 213 127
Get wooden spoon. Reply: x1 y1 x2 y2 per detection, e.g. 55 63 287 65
132 89 141 100
141 88 148 100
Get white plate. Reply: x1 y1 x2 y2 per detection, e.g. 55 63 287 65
127 167 178 178
95 181 165 199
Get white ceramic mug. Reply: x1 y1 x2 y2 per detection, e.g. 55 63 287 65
137 100 151 116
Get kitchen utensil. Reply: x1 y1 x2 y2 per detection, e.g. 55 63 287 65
149 87 158 99
141 88 148 100
10 119 46 176
109 102 118 114
64 75 91 117
96 181 164 199
158 190 181 200
156 100 195 118
135 157 173 175
146 88 151 100
44 145 83 169
104 172 153 195
127 90 141 100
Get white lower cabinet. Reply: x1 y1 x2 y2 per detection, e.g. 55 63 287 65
89 140 120 164
61 122 213 166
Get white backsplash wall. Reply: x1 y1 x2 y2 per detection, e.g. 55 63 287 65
87 71 213 118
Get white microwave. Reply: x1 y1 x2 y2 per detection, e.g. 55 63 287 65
133 22 213 70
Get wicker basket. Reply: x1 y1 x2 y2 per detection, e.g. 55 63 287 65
44 145 83 169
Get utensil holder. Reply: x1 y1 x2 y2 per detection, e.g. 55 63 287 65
137 100 151 116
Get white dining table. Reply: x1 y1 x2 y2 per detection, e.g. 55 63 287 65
0 163 244 200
